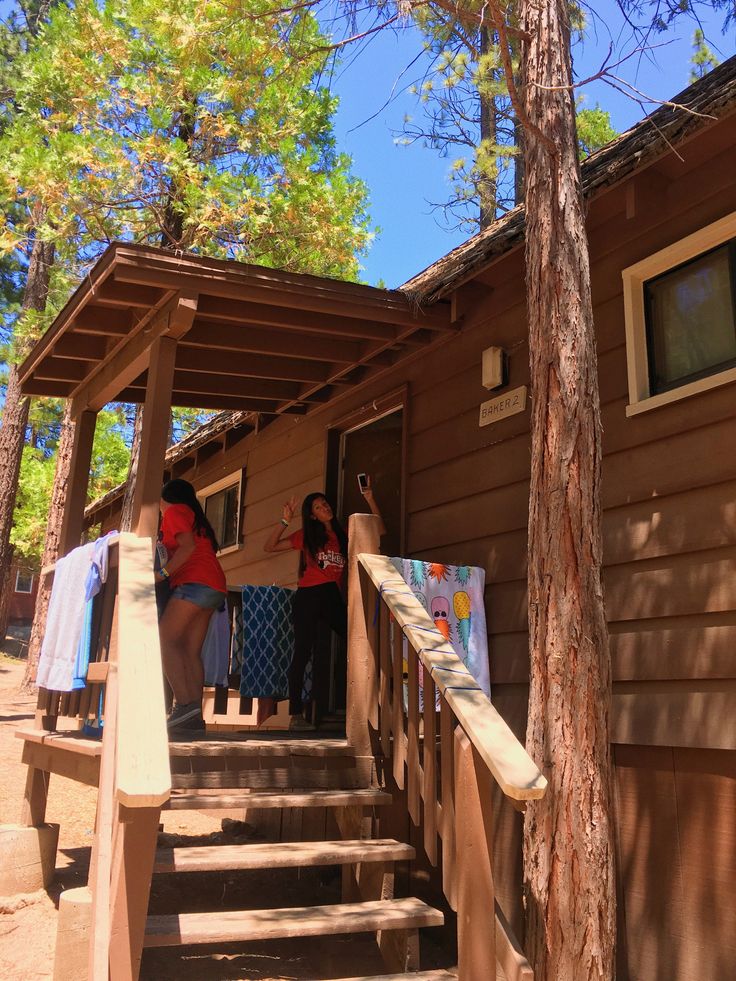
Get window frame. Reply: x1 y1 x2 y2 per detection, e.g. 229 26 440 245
197 470 245 556
15 570 34 594
623 211 736 417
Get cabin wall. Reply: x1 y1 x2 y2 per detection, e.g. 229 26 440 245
93 115 736 979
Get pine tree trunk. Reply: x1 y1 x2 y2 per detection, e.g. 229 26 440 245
21 401 76 690
478 27 498 228
518 1 615 978
0 236 54 643
120 403 143 532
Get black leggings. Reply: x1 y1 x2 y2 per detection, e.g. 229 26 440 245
289 582 347 715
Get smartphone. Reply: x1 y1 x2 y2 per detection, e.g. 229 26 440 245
357 473 369 493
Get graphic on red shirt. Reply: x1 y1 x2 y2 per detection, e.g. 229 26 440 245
289 528 346 588
160 504 226 592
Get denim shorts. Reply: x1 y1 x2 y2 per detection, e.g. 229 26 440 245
171 582 226 610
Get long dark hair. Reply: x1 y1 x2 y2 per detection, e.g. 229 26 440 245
161 479 220 552
300 492 347 575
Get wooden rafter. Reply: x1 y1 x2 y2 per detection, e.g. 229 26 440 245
19 242 453 415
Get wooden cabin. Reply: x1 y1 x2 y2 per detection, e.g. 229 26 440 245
7 58 736 980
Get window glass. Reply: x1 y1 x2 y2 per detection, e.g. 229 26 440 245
15 571 33 593
204 482 239 550
645 243 736 393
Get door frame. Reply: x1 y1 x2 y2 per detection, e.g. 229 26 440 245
324 384 409 554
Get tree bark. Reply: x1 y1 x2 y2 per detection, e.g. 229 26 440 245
21 400 76 690
0 235 54 642
518 1 615 979
478 26 498 229
119 403 143 532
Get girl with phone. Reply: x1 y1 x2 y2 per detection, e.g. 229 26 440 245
264 479 384 730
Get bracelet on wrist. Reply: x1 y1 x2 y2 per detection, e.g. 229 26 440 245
280 517 289 527
159 566 170 580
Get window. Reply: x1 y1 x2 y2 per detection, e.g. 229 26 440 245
199 471 244 553
623 212 736 416
15 571 33 593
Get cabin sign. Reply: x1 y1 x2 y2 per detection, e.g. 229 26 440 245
479 386 527 427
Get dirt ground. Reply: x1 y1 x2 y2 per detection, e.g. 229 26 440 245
0 652 451 980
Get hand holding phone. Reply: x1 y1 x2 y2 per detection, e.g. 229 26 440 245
357 473 369 494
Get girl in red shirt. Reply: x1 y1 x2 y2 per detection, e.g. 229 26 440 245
265 484 383 730
155 479 227 735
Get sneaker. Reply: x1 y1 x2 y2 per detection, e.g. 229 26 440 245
167 702 205 734
288 714 315 732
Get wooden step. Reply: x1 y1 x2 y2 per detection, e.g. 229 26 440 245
168 736 355 758
144 897 443 947
154 838 415 873
164 787 392 811
331 972 458 981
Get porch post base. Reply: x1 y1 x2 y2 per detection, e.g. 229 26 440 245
53 886 92 981
0 822 59 895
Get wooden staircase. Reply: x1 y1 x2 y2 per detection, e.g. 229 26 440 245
142 734 451 978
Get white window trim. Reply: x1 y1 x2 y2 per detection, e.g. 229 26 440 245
623 211 736 417
15 570 33 593
197 471 244 556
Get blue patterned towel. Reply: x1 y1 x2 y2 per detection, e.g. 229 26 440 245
239 585 295 699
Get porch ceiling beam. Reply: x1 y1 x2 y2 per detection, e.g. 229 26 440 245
168 370 303 402
112 259 453 330
174 345 333 384
70 307 134 336
118 388 308 414
91 282 165 309
70 291 197 414
33 356 93 383
183 321 362 364
53 334 109 361
194 295 398 341
23 379 75 397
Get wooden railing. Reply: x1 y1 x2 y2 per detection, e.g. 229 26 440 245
347 515 546 981
30 534 170 980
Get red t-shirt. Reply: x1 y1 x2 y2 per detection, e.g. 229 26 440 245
160 504 227 593
289 528 346 588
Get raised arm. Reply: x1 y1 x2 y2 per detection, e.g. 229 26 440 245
361 477 386 538
264 496 298 553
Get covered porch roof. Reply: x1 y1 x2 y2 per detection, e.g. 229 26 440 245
18 243 453 416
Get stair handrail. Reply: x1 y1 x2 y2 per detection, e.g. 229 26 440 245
89 533 171 979
357 551 546 802
346 513 545 980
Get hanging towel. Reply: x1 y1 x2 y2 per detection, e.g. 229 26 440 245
390 557 491 700
37 541 96 692
72 531 118 690
201 604 230 687
239 585 294 699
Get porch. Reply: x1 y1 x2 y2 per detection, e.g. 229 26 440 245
8 516 545 980
8 245 546 979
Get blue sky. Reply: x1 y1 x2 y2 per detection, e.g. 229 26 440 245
323 3 736 288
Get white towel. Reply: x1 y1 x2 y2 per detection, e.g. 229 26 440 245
37 542 96 692
201 604 230 687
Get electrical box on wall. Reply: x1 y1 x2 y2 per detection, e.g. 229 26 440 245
482 346 509 390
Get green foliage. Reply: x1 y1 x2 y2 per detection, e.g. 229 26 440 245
0 0 373 279
690 28 720 81
10 445 56 561
89 408 130 498
576 104 618 159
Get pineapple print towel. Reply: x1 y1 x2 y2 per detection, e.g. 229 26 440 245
389 558 491 699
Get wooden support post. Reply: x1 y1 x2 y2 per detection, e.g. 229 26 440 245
346 513 382 762
108 804 162 981
454 727 496 981
21 764 50 826
131 335 177 542
58 409 97 555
